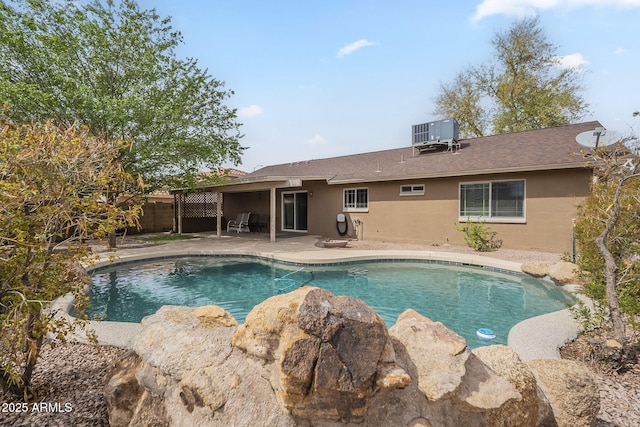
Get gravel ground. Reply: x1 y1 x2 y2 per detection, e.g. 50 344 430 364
561 326 640 427
1 241 637 426
346 239 563 263
593 372 640 427
0 343 126 427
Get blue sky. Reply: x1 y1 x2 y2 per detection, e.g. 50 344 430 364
138 0 640 172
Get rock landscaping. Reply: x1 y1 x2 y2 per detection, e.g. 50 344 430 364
106 287 577 426
1 295 638 426
1 240 638 426
560 325 640 427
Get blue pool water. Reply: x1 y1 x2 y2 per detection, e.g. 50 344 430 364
85 256 573 347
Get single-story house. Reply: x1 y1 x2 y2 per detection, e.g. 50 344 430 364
173 121 604 253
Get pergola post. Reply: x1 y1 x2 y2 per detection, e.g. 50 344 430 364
176 192 183 235
216 191 222 238
270 186 276 243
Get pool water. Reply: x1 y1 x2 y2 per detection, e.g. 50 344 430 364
85 256 573 348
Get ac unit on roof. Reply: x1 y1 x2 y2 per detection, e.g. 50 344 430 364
411 118 460 153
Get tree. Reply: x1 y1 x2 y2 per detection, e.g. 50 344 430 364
575 131 640 344
435 69 490 138
434 17 588 137
0 115 141 398
0 0 243 192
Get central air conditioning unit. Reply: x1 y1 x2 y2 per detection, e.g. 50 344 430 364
411 118 460 153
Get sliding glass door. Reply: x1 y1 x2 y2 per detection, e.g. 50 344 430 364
282 191 308 231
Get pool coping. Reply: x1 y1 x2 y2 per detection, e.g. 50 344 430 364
50 241 583 361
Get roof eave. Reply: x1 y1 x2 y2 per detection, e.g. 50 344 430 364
326 163 591 184
171 163 592 191
170 175 332 193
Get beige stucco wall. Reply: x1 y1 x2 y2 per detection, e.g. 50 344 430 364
334 169 591 253
219 168 591 253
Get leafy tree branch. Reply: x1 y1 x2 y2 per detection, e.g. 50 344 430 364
0 0 244 192
0 115 141 398
434 17 588 137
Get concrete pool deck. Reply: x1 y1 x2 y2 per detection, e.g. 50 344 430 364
51 232 582 362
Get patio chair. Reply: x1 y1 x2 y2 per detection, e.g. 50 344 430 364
227 212 251 233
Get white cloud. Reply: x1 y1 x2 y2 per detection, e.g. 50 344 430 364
472 0 537 21
554 53 589 71
336 39 376 59
472 0 640 21
306 134 328 145
613 47 627 55
237 104 263 118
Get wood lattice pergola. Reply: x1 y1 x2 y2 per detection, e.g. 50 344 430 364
171 178 303 243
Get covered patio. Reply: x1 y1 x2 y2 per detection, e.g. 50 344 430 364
171 178 304 243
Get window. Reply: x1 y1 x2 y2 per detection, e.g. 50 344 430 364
459 180 525 222
343 188 368 212
400 184 425 196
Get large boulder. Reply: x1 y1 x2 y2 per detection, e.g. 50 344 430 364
389 310 523 426
522 261 582 285
528 359 600 427
548 261 581 285
473 345 544 427
116 304 294 426
105 287 598 427
521 261 553 278
389 310 469 401
104 351 147 427
233 287 407 420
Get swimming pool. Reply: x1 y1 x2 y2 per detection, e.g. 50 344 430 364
85 256 573 347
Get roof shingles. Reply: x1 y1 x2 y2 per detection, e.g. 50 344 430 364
244 122 601 184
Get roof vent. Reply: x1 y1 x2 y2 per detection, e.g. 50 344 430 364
411 118 460 153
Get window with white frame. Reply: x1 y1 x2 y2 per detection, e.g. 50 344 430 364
459 180 525 222
343 188 368 212
400 184 425 196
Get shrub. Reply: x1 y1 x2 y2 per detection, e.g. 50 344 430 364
569 299 609 331
575 173 640 317
456 220 502 252
0 117 141 398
